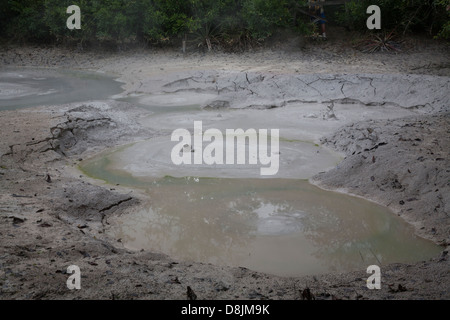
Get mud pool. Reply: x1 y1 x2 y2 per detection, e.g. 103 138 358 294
0 67 123 110
81 134 441 277
2 67 443 277
80 166 441 276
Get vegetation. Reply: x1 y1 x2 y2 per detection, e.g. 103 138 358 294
336 0 450 39
355 30 404 53
1 0 306 48
1 0 448 49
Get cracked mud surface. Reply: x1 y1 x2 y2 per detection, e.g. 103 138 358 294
148 72 448 112
0 40 449 300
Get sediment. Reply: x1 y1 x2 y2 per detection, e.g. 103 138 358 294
0 42 449 300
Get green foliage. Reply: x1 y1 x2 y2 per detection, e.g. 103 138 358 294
0 0 378 48
435 0 450 39
2 0 448 46
336 0 450 39
6 0 50 42
142 0 194 42
0 2 14 37
436 20 450 38
44 0 88 43
241 0 292 39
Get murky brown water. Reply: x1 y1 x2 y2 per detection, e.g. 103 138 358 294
94 175 440 277
4 66 442 277
77 85 441 277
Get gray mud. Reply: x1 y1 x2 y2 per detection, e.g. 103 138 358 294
0 67 123 111
0 44 449 300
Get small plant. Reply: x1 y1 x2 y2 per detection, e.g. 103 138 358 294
355 30 404 53
304 20 323 41
192 23 221 51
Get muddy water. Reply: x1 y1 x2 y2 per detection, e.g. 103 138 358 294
81 158 441 276
0 67 123 110
79 91 441 277
117 92 213 115
3 67 442 276
81 136 340 179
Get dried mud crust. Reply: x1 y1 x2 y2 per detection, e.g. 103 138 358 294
0 44 449 300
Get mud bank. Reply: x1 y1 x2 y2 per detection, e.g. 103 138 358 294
0 43 449 300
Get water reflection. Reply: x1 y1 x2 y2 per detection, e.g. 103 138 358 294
107 177 441 276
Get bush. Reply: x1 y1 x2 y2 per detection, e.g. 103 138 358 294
6 0 51 42
1 0 311 46
44 0 88 44
143 0 194 43
336 0 450 39
435 0 450 39
9 0 447 48
0 0 309 47
240 0 292 39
